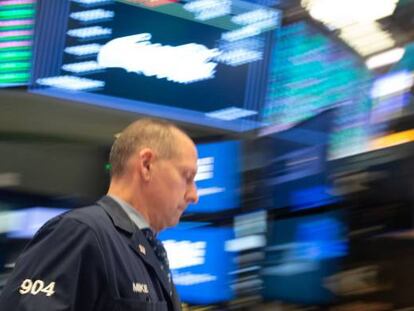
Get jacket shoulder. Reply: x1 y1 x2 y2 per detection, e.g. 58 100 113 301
65 204 109 227
63 204 118 241
31 204 110 243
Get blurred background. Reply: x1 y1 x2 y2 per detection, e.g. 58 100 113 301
1 0 414 310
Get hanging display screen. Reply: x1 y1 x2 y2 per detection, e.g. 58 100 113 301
0 0 36 87
30 0 280 132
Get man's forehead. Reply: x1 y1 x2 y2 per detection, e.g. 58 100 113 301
175 143 198 169
172 131 197 156
177 148 198 166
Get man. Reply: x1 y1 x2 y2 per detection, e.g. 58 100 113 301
0 118 199 311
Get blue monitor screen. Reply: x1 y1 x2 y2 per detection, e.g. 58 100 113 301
262 110 340 211
159 223 236 304
186 140 241 214
262 210 347 304
30 0 280 132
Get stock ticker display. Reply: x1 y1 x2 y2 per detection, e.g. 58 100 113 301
261 21 373 160
30 0 281 132
0 0 36 87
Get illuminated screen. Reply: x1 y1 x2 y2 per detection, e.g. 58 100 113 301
0 0 36 87
159 223 236 304
186 140 241 214
262 210 347 304
263 110 340 211
30 0 280 132
261 21 372 159
369 71 413 128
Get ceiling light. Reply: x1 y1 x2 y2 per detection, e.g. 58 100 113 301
366 47 406 69
301 0 398 29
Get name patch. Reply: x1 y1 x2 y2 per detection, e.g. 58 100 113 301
132 282 149 294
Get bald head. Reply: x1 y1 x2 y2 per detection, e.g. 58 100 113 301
109 118 189 178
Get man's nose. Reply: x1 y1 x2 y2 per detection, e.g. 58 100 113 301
186 183 199 204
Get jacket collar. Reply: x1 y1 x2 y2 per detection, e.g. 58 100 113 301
97 195 136 234
97 195 181 309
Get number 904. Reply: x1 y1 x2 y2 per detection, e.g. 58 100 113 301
19 279 56 296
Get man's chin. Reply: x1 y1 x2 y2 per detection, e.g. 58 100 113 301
163 216 180 230
173 212 184 226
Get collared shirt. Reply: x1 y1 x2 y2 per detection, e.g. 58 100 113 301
108 194 150 230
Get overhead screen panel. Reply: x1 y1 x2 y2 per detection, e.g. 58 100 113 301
0 0 36 87
261 21 373 159
30 0 280 132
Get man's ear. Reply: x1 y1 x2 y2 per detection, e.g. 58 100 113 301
138 148 155 182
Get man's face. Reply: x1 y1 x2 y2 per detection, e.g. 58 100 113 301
147 133 198 232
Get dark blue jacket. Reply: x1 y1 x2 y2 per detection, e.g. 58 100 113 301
0 196 181 311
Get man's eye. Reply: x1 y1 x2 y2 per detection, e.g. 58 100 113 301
185 173 194 183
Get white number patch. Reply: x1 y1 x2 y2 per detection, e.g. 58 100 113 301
19 279 56 296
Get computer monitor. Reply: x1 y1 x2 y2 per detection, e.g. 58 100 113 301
186 140 241 214
262 110 340 211
159 222 236 304
262 210 347 304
